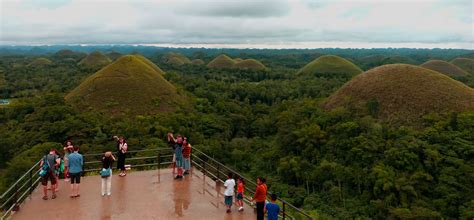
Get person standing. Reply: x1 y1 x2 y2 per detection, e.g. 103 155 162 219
236 177 245 211
101 151 115 196
40 149 60 200
224 173 236 213
114 136 128 177
251 177 268 220
63 140 74 182
182 137 192 175
265 193 281 220
167 133 177 174
68 145 83 198
174 135 184 179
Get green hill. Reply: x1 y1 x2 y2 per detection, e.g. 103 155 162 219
234 58 243 62
234 59 267 70
207 54 236 69
27 58 52 67
451 58 474 74
106 51 123 61
325 64 474 125
134 54 165 75
78 51 112 69
53 49 86 61
420 60 469 78
191 59 205 65
298 55 363 77
65 55 186 115
163 52 191 66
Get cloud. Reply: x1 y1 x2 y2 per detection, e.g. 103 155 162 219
0 0 472 48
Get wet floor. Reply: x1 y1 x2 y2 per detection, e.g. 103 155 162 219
11 168 257 220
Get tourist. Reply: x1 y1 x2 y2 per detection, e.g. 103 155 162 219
265 193 280 220
251 177 268 220
114 136 128 177
68 145 83 198
63 140 74 181
167 133 177 174
40 149 60 200
53 149 63 192
174 135 184 179
182 137 192 175
224 173 235 213
101 151 115 196
236 177 245 211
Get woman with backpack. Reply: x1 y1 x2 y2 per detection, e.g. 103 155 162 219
114 136 128 177
101 151 115 196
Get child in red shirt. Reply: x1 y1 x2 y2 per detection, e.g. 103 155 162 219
236 177 245 211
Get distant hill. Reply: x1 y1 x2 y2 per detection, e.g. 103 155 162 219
234 59 267 70
298 55 363 77
53 49 86 61
234 58 243 62
27 58 52 67
325 64 474 126
451 58 474 74
420 60 469 78
358 55 418 70
207 54 236 69
162 52 191 66
106 51 123 61
65 55 186 115
191 59 205 65
78 51 112 69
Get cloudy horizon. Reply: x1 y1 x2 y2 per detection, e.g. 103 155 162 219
1 0 473 49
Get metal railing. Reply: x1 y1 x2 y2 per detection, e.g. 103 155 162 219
1 147 314 220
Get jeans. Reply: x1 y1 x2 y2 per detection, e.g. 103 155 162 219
183 158 191 170
101 170 112 195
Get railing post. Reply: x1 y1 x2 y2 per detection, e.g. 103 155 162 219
29 168 33 195
157 151 161 170
282 201 286 220
12 182 19 212
217 163 220 181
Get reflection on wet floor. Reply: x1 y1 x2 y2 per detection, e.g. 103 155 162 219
11 168 256 220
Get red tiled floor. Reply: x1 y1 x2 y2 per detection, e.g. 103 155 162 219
11 168 256 220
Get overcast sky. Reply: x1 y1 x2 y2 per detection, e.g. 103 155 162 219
1 0 473 48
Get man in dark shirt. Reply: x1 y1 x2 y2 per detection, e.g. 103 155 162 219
40 149 60 200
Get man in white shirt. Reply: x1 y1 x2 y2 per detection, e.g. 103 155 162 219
224 173 236 213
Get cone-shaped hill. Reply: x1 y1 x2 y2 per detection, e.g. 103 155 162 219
134 54 165 75
298 55 363 77
234 59 267 71
106 51 123 61
325 64 474 125
451 58 474 74
78 51 112 69
65 55 186 115
420 60 469 78
163 52 191 66
28 58 52 67
207 54 236 69
234 58 243 62
191 59 205 65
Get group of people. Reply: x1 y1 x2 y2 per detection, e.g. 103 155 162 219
39 136 128 200
39 134 280 220
167 133 192 179
224 174 280 220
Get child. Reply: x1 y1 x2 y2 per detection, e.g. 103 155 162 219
174 135 184 179
265 193 280 220
236 177 245 211
182 137 192 175
224 173 235 213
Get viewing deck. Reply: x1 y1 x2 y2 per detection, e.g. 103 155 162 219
11 168 256 220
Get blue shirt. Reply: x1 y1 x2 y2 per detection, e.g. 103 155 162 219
266 202 280 220
68 152 83 174
175 144 183 159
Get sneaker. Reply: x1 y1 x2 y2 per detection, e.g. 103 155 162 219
102 194 105 197
52 194 57 199
107 193 111 196
42 196 48 200
239 206 244 211
183 171 189 175
226 209 231 213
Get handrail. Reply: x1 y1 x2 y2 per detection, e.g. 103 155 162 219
1 146 314 220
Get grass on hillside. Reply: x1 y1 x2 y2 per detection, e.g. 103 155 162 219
420 60 469 78
298 55 363 77
78 51 112 68
207 54 236 69
325 64 474 126
233 59 267 71
27 58 52 67
451 58 474 74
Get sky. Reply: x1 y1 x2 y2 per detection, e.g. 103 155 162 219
0 0 473 49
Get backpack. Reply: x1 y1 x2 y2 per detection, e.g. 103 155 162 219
39 156 52 177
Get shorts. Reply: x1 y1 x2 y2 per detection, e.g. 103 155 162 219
236 192 243 200
175 156 183 168
172 153 176 163
69 172 81 184
183 158 191 170
41 170 57 186
225 196 233 206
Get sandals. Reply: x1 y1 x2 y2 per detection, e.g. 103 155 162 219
42 196 48 200
52 194 57 199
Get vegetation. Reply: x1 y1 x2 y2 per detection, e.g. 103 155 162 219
191 59 205 65
207 54 236 68
234 59 267 71
162 52 192 66
106 51 123 61
27 58 52 67
78 51 112 69
298 55 362 78
451 57 474 74
1 47 473 219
